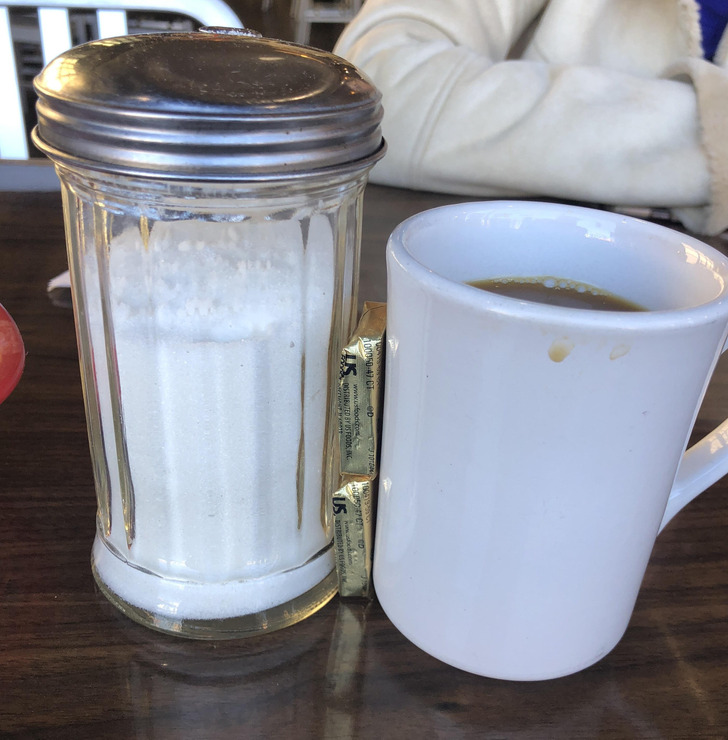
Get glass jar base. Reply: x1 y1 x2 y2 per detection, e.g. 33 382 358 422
91 536 338 639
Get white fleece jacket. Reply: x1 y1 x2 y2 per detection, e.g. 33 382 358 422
334 0 728 234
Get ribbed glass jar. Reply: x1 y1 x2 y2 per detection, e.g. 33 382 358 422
34 30 384 638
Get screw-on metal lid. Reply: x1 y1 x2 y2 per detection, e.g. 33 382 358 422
32 29 385 180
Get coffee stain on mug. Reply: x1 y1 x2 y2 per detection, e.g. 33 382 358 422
610 344 630 360
548 338 574 362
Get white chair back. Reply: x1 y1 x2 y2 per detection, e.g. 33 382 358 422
291 0 361 45
0 0 242 160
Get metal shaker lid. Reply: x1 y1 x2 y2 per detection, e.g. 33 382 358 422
32 29 385 179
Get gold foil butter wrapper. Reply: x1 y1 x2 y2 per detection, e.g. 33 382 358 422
333 475 376 599
337 301 386 477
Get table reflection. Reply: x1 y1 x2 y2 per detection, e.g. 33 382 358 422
116 600 372 738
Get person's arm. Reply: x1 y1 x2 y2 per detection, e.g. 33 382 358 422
334 0 728 234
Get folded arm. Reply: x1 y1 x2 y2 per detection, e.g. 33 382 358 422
335 0 727 233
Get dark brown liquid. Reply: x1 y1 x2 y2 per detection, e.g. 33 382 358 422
467 277 647 312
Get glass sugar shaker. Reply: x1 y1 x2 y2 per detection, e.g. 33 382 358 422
33 29 384 638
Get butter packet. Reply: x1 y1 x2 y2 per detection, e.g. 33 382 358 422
334 302 386 599
337 302 386 478
332 474 376 599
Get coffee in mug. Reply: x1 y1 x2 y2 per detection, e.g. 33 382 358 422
467 276 646 312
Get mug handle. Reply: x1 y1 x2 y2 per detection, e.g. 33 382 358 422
660 340 728 532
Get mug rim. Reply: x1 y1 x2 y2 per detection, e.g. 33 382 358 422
387 200 728 330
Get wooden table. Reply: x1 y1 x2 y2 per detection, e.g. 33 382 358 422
1 184 727 738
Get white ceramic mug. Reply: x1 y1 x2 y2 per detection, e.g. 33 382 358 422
375 201 728 681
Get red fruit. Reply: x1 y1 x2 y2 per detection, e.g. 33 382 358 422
0 303 24 403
